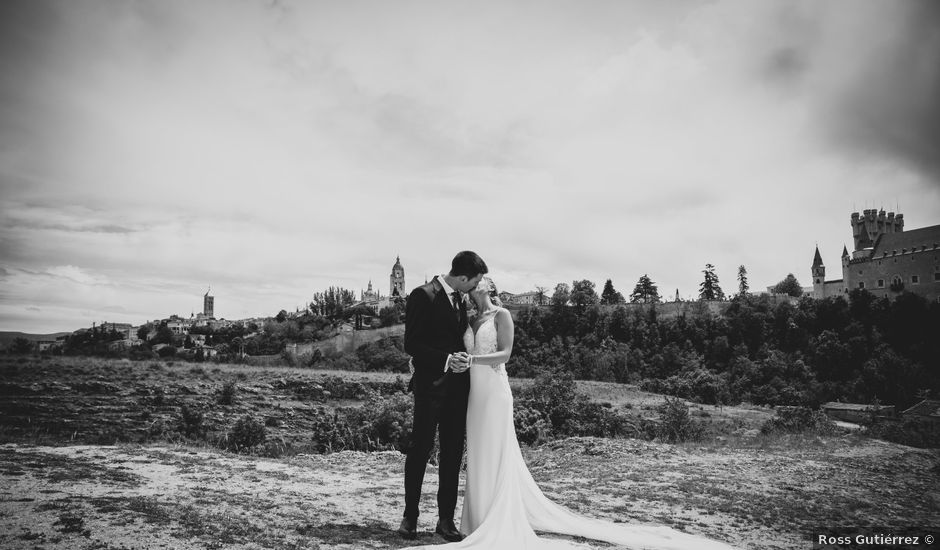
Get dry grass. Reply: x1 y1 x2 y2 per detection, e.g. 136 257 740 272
1 355 938 549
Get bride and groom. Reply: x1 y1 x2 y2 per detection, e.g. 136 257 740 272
398 250 734 549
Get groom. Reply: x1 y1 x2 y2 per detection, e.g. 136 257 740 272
398 250 488 542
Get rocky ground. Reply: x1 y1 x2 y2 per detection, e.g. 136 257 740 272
1 356 938 549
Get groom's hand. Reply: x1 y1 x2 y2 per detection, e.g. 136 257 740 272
448 352 470 373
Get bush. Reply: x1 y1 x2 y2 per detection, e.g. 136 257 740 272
178 404 206 439
760 406 837 435
224 415 266 452
513 405 552 445
515 368 634 442
348 392 414 451
152 386 165 406
218 381 237 405
654 397 704 443
864 417 940 449
356 337 410 372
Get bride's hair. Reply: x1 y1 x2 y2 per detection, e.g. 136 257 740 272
483 276 502 307
467 276 502 318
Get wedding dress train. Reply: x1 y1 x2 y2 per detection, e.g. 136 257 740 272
405 312 735 550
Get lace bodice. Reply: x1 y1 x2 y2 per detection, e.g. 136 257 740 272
464 312 505 374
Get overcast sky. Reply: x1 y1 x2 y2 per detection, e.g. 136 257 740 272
1 0 939 333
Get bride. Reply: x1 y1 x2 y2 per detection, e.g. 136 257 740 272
405 276 736 550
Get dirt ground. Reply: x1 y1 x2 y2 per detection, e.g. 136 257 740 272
2 435 938 550
1 357 938 549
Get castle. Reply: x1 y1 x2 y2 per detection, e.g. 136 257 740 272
811 210 940 302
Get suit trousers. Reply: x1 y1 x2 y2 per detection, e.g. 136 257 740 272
403 388 469 522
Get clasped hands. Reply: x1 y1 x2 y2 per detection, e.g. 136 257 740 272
447 352 472 373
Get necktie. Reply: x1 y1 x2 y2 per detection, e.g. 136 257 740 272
451 291 461 320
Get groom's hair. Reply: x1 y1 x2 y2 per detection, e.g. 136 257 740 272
450 251 488 279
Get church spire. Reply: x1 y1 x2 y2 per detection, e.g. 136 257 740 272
812 246 824 267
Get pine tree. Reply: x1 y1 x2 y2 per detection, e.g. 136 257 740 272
699 263 725 301
737 265 749 297
630 274 660 303
600 279 625 304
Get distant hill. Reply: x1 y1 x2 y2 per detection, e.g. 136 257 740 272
0 331 71 350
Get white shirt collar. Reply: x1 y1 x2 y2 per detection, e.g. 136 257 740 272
438 274 458 297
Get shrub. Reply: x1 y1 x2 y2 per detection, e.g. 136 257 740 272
864 417 940 449
218 381 237 405
225 415 266 452
515 368 634 442
760 406 837 435
654 396 704 443
356 337 410 372
348 392 414 451
152 386 165 406
178 404 206 439
513 405 552 445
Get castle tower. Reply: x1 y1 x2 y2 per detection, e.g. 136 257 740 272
390 256 405 298
851 209 904 256
811 246 825 298
204 287 214 318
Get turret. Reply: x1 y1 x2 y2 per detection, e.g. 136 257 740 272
812 246 826 298
851 209 904 257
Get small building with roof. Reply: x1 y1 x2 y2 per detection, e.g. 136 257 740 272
821 402 895 423
900 399 940 423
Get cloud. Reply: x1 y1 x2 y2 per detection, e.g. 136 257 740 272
731 0 940 183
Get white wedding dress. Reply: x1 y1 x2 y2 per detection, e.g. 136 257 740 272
405 310 736 550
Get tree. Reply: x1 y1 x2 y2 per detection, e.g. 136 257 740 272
569 280 599 312
153 325 176 345
737 265 749 297
629 274 660 304
699 263 725 301
551 283 570 307
310 286 357 319
535 286 549 306
10 337 32 354
275 310 288 323
772 273 803 297
600 279 625 305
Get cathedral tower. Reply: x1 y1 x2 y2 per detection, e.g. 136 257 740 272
204 287 215 318
390 256 405 298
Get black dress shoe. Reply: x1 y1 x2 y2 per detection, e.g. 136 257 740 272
435 519 464 542
398 517 417 540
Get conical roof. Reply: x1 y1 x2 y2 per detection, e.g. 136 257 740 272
812 246 824 267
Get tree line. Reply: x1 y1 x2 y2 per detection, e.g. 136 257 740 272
509 287 939 410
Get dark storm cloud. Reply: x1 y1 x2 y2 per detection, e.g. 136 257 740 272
834 2 940 182
761 1 940 182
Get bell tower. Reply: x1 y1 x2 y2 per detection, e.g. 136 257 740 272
811 246 825 298
390 256 405 298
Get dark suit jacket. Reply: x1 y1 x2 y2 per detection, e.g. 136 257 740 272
404 277 470 397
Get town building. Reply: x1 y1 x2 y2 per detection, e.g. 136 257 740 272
811 210 940 302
